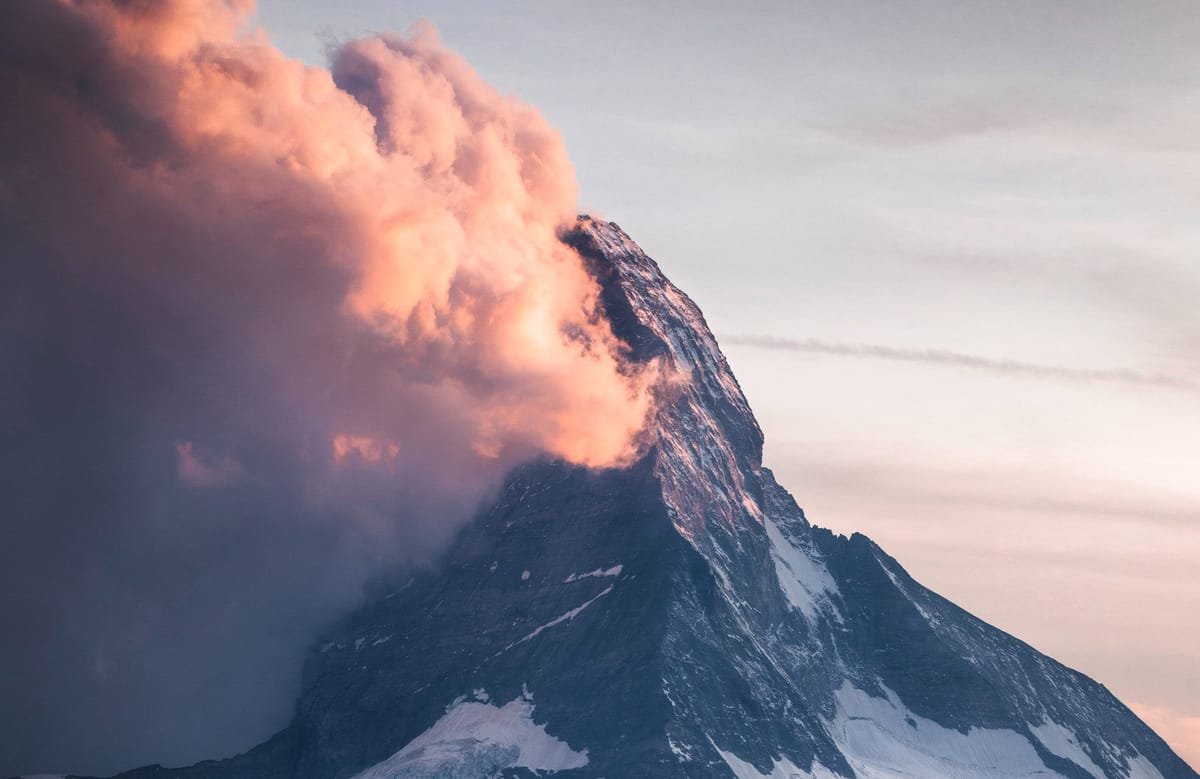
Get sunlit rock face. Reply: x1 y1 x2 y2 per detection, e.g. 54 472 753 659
92 218 1195 779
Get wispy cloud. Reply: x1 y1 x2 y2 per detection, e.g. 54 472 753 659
812 93 1050 148
777 455 1200 539
722 334 1198 391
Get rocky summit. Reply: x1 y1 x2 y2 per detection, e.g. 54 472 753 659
75 217 1195 778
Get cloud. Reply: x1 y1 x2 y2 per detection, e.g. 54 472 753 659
723 334 1198 391
174 441 248 488
769 449 1200 533
0 1 655 774
886 233 1200 368
812 93 1050 148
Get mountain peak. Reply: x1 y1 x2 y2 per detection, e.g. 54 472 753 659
566 215 764 466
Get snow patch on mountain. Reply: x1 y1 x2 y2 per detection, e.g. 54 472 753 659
826 682 1061 778
351 694 587 778
1030 719 1105 778
712 741 841 779
505 584 614 650
764 516 839 621
1124 752 1170 779
875 555 940 627
564 564 623 582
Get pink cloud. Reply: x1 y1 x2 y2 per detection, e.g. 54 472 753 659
174 442 247 488
1 0 659 533
0 1 670 770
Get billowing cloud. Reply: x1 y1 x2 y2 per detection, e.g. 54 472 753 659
0 1 655 774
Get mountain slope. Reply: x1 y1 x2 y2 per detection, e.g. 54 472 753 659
72 216 1195 779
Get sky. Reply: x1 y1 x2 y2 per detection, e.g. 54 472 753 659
0 1 1195 774
255 0 1200 765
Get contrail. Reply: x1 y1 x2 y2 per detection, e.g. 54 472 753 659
721 334 1198 392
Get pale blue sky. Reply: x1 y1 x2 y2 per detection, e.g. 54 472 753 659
260 1 1200 762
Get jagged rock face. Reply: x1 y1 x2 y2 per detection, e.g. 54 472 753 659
98 217 1195 779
